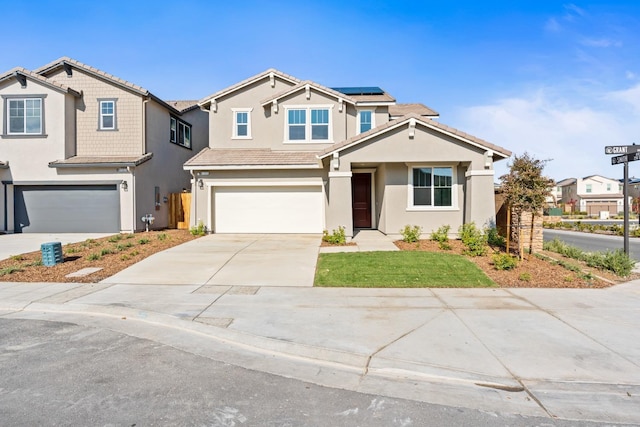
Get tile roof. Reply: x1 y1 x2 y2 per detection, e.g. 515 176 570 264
35 57 149 95
165 100 200 113
260 80 357 106
0 67 81 96
48 154 153 168
556 178 576 186
199 69 301 107
350 93 396 103
184 148 320 167
389 103 438 117
318 113 511 159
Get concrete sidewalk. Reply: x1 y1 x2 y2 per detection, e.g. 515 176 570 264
1 280 639 424
0 233 113 261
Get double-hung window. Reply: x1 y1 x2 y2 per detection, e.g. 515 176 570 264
170 116 191 148
358 110 373 134
98 99 117 130
232 108 252 139
286 106 332 142
409 166 455 209
7 98 43 135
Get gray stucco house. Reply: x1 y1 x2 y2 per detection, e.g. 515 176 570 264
185 69 511 238
0 57 208 233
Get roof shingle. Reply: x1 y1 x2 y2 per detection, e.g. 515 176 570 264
184 148 320 167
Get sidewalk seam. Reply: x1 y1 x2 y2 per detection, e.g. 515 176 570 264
201 238 258 284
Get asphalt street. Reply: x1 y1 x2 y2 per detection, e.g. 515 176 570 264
544 228 640 261
0 318 620 427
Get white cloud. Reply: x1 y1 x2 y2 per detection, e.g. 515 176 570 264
545 17 561 32
626 71 637 80
564 3 587 21
453 87 640 181
580 38 622 48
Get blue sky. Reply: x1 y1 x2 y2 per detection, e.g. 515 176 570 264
3 1 640 181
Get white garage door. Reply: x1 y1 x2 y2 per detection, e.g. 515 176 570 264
214 186 323 233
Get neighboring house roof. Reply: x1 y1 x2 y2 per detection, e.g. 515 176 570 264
556 178 576 186
331 87 396 104
48 154 153 168
317 113 511 159
581 174 618 182
389 103 439 117
0 67 81 97
166 100 200 113
35 57 183 115
260 80 358 106
184 148 320 169
199 69 301 107
0 160 8 169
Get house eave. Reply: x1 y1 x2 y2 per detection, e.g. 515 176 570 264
184 164 322 171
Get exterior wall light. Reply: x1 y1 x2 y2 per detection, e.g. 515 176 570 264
121 180 128 191
198 179 204 189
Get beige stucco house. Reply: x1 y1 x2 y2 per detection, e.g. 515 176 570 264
558 175 625 215
0 57 208 233
185 69 511 238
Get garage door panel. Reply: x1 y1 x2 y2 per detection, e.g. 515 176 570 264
214 186 323 233
14 185 119 233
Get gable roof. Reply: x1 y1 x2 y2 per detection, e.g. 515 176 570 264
184 148 321 169
199 69 300 108
556 178 576 186
165 100 200 113
260 80 357 106
0 67 81 96
318 113 511 159
389 103 439 117
35 57 184 115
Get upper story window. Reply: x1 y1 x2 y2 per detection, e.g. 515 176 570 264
98 99 117 131
285 106 332 143
358 110 374 134
607 183 611 191
586 184 592 193
8 98 42 134
170 116 191 148
232 108 252 139
408 166 456 210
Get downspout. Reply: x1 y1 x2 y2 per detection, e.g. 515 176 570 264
142 98 149 153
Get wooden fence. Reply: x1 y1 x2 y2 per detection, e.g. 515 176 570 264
169 192 191 229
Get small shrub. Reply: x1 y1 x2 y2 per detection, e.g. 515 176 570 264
87 253 101 261
157 233 168 241
0 266 23 276
26 258 43 267
130 250 139 256
458 222 487 256
430 225 450 243
486 227 506 247
120 254 130 261
124 234 135 240
86 239 96 244
585 250 635 277
519 272 532 281
322 226 346 245
190 221 207 236
10 255 25 261
401 225 422 243
66 247 78 254
492 253 519 271
563 275 574 282
100 248 113 256
138 238 150 245
108 235 123 243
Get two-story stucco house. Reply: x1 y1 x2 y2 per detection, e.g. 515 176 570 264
0 57 208 233
185 69 511 238
558 175 625 215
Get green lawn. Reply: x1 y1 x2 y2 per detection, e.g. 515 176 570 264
314 251 495 288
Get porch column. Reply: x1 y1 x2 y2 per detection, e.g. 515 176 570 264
465 170 496 227
326 171 354 238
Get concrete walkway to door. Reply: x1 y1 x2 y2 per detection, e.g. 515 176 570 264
102 234 321 287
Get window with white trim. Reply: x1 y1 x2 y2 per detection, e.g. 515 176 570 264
586 184 592 193
285 106 332 142
358 110 373 134
98 99 117 130
232 108 252 139
409 166 455 208
7 98 42 134
170 116 191 148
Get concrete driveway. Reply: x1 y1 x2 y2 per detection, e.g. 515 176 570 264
0 233 113 261
102 234 321 287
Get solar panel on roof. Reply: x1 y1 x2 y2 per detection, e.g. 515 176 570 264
331 87 385 96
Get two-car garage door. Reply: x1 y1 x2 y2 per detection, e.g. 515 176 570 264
14 185 120 233
213 186 323 233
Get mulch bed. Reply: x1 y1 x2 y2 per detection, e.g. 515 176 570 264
395 240 637 288
0 230 198 283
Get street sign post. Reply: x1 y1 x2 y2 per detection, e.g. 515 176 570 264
608 144 639 256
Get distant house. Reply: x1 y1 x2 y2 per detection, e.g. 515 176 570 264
0 57 208 233
185 69 511 237
558 175 624 215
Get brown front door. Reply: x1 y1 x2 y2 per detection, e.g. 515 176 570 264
352 173 372 228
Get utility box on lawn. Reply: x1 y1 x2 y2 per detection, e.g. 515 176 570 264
41 242 63 267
